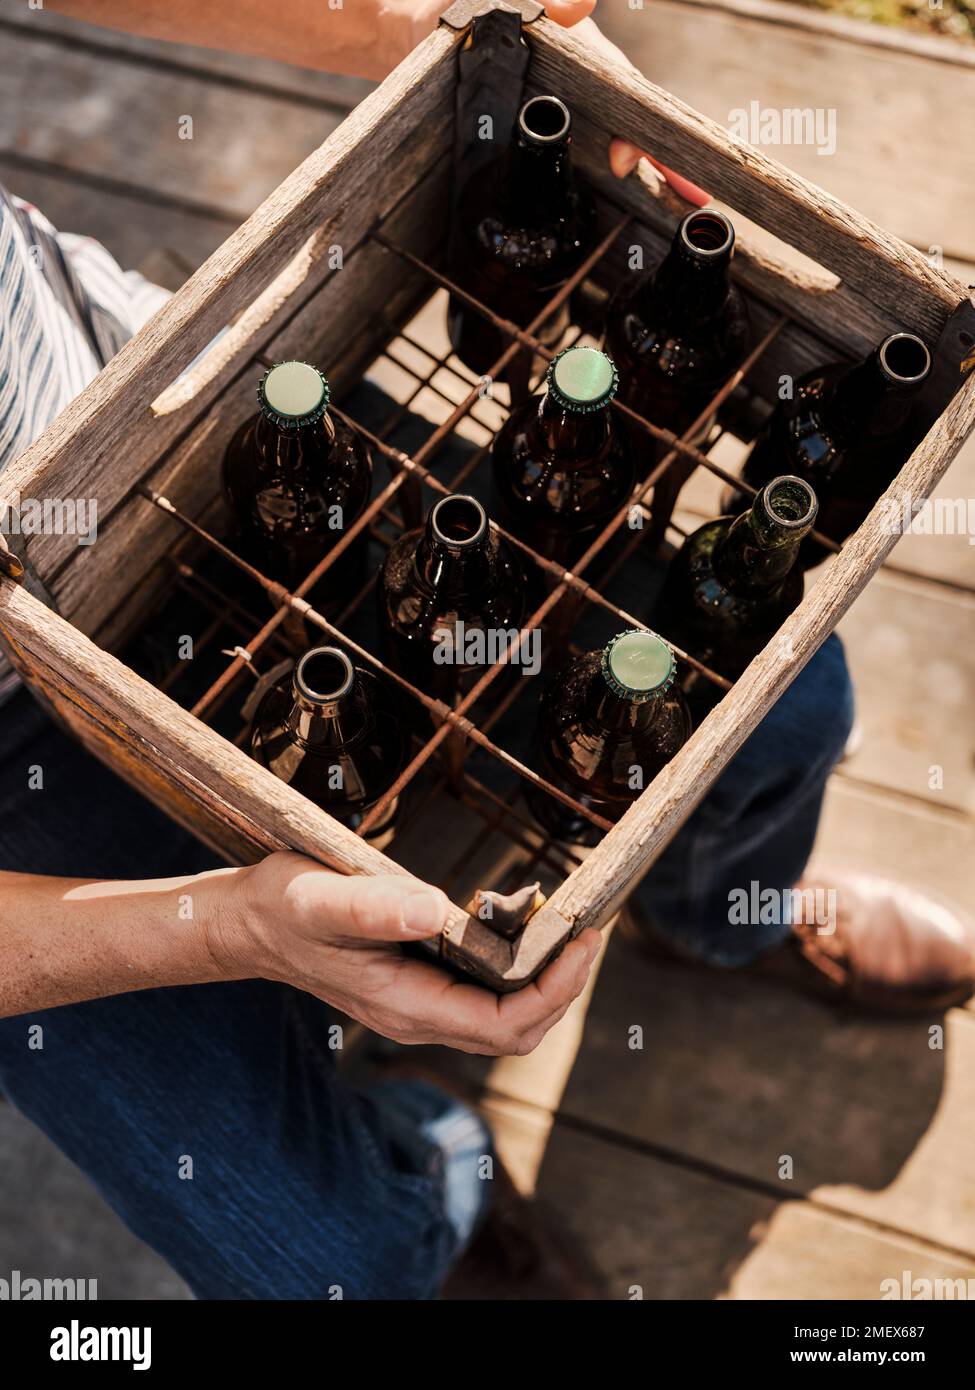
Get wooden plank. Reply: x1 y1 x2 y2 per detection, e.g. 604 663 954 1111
884 433 975 591
538 374 975 945
480 1098 975 1298
599 0 975 256
669 0 975 65
0 9 375 109
483 912 975 1257
816 777 974 908
835 572 975 813
0 155 235 274
3 25 458 585
0 28 346 223
525 16 962 335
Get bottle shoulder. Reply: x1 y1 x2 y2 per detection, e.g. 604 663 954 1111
379 525 526 636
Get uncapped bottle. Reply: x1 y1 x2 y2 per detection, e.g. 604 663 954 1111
490 344 637 564
447 94 596 380
606 209 750 443
378 492 527 703
251 645 407 849
735 331 932 564
527 628 692 844
222 360 373 604
654 475 818 689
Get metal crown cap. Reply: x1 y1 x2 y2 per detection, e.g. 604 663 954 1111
601 629 676 702
258 361 330 429
546 345 619 413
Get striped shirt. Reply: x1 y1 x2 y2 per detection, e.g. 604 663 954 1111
0 183 169 698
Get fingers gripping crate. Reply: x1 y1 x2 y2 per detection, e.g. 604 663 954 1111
1 0 973 991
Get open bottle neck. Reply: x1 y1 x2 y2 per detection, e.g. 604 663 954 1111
648 210 736 322
714 478 817 593
833 336 931 439
286 650 368 749
414 495 491 596
502 95 576 217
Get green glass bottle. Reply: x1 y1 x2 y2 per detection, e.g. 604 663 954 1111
527 629 692 844
654 476 818 688
490 344 637 564
222 360 373 603
251 646 407 850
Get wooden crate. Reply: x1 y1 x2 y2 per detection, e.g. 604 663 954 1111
1 0 973 991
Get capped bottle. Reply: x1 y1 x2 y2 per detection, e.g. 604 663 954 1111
490 344 637 564
222 360 373 603
606 209 750 442
378 493 527 703
251 646 407 849
527 629 692 844
447 94 596 380
736 331 932 564
654 475 818 688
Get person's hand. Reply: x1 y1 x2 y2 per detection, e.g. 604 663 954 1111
212 852 601 1055
544 0 708 203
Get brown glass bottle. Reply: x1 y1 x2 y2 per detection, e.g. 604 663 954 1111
378 493 527 704
606 209 750 444
527 629 692 845
251 646 407 849
490 345 637 565
222 360 373 604
735 332 932 565
447 95 596 380
654 476 818 688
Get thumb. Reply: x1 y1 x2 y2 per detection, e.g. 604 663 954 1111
305 871 450 944
544 0 598 27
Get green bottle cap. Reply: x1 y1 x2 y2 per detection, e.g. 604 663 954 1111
258 361 330 428
547 346 619 414
601 630 676 702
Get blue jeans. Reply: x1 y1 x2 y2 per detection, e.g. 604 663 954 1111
634 632 855 965
0 633 853 1298
0 684 492 1300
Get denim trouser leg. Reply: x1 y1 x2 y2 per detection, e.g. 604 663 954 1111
0 689 484 1300
630 633 855 967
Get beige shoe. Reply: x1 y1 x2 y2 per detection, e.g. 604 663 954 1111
791 869 975 1012
620 870 975 1013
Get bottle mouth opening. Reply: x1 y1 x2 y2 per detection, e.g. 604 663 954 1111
294 648 355 703
680 210 734 259
430 494 487 548
762 476 818 529
879 333 931 385
518 95 571 145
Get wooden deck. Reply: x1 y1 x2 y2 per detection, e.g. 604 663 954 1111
0 2 973 1299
